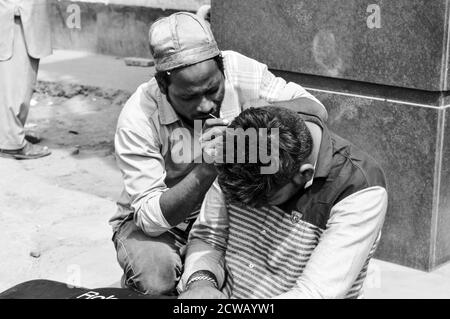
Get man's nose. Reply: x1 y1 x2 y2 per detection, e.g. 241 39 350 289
197 96 215 113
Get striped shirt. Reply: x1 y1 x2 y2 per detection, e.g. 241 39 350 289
110 50 326 238
179 121 388 299
222 204 379 299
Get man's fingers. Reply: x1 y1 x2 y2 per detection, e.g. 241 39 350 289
201 137 224 154
200 126 227 143
203 118 229 130
202 136 224 164
242 98 270 110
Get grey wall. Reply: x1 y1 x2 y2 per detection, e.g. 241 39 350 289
212 0 450 270
49 0 190 58
212 0 449 91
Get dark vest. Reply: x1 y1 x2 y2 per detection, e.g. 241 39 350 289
278 114 387 230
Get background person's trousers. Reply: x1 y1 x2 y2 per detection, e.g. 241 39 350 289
0 17 39 150
112 218 187 295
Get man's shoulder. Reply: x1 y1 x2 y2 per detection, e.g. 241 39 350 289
222 50 264 73
222 50 253 60
330 133 387 192
117 79 160 131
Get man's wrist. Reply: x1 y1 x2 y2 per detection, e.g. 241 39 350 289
186 270 219 291
197 162 218 177
186 279 218 290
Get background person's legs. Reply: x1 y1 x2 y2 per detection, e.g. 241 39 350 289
113 219 184 296
0 17 39 151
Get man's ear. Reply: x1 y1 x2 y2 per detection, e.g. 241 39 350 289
293 163 315 185
155 72 169 96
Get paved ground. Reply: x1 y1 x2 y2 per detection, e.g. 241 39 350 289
1 49 449 298
38 50 152 92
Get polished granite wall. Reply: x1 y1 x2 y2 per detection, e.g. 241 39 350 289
212 0 450 270
437 108 450 267
270 72 450 271
212 0 449 91
304 87 447 270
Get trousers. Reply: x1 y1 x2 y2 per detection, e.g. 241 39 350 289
112 217 189 295
0 17 39 150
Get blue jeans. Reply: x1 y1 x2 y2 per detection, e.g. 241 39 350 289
112 218 187 295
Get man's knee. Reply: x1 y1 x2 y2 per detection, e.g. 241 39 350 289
129 250 182 295
114 224 183 295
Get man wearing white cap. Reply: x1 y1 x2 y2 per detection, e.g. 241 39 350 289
110 11 328 295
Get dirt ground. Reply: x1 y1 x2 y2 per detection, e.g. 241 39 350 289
0 82 131 292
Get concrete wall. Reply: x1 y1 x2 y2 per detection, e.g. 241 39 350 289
71 0 210 11
49 0 210 57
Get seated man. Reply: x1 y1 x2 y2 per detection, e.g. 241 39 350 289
178 106 388 299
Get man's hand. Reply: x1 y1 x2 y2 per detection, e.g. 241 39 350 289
178 281 227 299
200 118 229 164
242 98 271 110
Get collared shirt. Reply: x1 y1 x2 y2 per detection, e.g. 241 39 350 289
110 50 327 237
179 119 388 299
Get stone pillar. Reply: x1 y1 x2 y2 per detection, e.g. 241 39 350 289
211 0 450 271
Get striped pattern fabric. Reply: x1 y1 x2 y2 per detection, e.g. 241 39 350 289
221 204 378 299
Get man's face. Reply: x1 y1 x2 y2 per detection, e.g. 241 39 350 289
167 58 225 123
266 166 314 206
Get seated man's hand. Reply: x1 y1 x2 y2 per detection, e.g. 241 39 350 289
178 281 227 299
200 118 229 165
242 99 271 110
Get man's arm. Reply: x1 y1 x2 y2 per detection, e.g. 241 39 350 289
115 124 170 236
258 63 328 122
243 97 328 124
177 180 229 298
269 97 328 122
116 116 227 235
223 51 327 122
116 128 216 235
159 163 217 226
160 118 229 226
274 186 388 299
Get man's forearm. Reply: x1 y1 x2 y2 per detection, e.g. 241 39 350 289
179 238 226 293
270 97 328 122
160 163 217 226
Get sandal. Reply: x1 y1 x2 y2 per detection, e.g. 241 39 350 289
0 142 51 160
